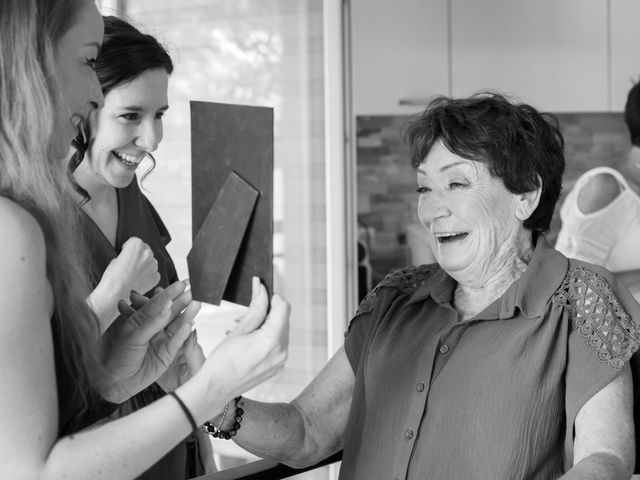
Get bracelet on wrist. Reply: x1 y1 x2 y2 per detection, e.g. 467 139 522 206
201 396 244 440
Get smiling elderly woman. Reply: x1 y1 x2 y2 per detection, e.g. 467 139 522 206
208 93 640 480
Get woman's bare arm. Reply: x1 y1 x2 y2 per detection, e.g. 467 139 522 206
561 364 635 479
220 346 355 468
0 199 289 480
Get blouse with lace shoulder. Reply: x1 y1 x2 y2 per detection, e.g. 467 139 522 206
340 236 640 480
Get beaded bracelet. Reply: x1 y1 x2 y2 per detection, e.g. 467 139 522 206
201 396 244 440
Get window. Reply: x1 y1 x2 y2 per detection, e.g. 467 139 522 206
99 1 352 478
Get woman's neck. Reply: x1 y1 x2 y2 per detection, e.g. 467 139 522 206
72 157 112 206
453 235 534 321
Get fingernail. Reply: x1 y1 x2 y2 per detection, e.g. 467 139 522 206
252 276 259 300
192 329 198 343
130 290 139 298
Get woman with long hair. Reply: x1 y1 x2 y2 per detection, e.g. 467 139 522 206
0 0 289 478
68 16 214 478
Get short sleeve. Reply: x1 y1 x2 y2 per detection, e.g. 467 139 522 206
344 309 372 373
556 176 631 265
343 280 389 373
344 265 438 373
554 265 640 465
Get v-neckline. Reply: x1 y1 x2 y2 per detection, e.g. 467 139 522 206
80 188 122 252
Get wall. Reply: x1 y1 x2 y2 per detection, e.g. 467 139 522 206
357 113 630 282
351 0 640 114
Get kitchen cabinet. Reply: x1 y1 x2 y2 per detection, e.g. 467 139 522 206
351 0 449 115
610 0 640 111
451 0 608 112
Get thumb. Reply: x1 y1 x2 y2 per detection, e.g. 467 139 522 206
183 330 206 373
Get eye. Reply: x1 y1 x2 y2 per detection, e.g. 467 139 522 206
448 181 467 189
155 111 165 120
119 113 140 122
416 186 431 194
85 58 97 71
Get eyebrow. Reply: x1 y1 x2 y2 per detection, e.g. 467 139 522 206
118 105 170 112
417 161 470 176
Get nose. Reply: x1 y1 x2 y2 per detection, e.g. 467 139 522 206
418 191 449 225
134 119 162 152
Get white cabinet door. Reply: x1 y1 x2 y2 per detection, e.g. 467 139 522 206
610 0 640 112
451 0 608 112
351 0 449 115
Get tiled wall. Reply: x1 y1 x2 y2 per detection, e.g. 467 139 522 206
357 112 630 281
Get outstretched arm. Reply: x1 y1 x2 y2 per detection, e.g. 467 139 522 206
0 200 289 480
214 346 355 468
560 365 634 479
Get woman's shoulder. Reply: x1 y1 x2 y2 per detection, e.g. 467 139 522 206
377 264 440 291
552 259 640 371
574 167 625 214
0 196 52 318
0 196 46 254
355 264 440 317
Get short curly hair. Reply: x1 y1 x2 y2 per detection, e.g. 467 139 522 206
404 93 565 233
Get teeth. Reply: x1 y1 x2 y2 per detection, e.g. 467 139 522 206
113 151 142 166
434 232 463 238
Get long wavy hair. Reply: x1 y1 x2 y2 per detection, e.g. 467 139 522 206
0 0 106 405
68 15 174 201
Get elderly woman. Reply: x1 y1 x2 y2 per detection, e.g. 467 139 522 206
206 93 639 479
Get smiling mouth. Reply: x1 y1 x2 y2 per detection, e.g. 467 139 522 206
434 232 468 244
112 151 142 168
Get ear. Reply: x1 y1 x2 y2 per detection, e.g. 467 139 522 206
515 176 542 222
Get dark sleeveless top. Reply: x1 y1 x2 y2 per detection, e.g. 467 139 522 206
53 315 119 435
79 177 204 479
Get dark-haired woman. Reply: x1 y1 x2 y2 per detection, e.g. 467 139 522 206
207 93 639 480
68 16 212 479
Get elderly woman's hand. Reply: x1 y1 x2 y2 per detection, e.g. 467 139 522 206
99 280 200 403
185 279 290 417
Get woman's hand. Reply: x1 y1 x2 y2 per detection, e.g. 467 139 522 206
156 329 205 392
99 280 201 403
184 278 290 422
89 237 161 331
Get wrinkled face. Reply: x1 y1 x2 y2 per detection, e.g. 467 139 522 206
52 0 104 161
417 140 529 282
85 68 169 189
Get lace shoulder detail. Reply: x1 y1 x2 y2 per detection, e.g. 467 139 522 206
552 267 640 371
355 264 438 317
